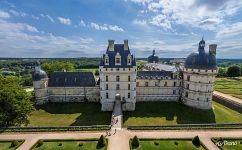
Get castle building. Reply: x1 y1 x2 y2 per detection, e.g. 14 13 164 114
32 38 217 111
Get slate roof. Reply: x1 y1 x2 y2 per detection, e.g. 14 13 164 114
99 44 136 68
148 50 159 63
185 39 217 69
32 67 48 81
48 72 96 87
137 71 173 79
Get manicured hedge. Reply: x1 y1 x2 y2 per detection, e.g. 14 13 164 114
0 125 111 132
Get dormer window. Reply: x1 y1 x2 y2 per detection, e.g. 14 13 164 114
127 54 132 65
105 55 109 65
115 53 121 65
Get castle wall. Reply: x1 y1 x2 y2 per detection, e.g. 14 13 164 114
181 68 218 109
48 86 100 102
99 67 137 111
136 79 182 101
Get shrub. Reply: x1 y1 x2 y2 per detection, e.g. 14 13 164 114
58 143 62 146
132 136 140 148
97 135 106 148
11 140 18 147
37 140 43 147
192 136 201 147
79 143 83 147
227 65 241 77
154 141 159 146
174 141 179 145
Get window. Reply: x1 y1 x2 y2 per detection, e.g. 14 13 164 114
106 84 108 90
187 84 189 89
116 75 120 82
155 82 158 86
173 90 176 95
173 82 176 87
116 84 120 90
105 58 108 63
123 68 125 71
106 93 109 99
106 68 107 71
187 75 190 81
185 92 188 98
128 92 130 98
116 68 119 71
116 58 120 63
128 84 130 90
145 82 148 87
164 82 167 86
111 68 113 71
128 75 130 81
136 82 139 86
106 76 108 82
129 68 131 71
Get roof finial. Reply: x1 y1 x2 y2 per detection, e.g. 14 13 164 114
202 34 204 40
152 49 155 55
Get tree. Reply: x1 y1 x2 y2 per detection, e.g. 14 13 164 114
132 135 140 148
0 76 33 126
192 136 201 147
227 65 241 77
95 69 99 76
42 61 75 77
97 135 106 148
218 67 227 77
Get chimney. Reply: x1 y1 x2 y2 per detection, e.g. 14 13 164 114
209 44 217 55
124 39 128 50
108 40 114 51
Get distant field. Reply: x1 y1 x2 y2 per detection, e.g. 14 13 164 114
123 101 242 126
76 68 98 74
132 139 206 150
28 103 111 126
215 77 242 99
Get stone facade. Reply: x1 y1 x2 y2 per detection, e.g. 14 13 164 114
33 38 217 111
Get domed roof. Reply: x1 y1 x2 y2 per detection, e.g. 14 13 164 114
185 38 217 69
32 62 48 81
148 50 159 63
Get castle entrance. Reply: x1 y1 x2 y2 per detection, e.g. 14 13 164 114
111 93 123 129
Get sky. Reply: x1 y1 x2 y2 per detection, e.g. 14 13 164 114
0 0 242 58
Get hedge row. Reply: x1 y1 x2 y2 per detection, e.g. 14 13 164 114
127 123 242 130
0 125 111 132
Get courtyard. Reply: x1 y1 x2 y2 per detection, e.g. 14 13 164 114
28 103 111 126
123 101 242 126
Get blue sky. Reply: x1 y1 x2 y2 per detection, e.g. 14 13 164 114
0 0 242 58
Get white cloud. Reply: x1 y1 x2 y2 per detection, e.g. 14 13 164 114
79 20 86 27
127 0 242 31
90 22 124 32
0 10 10 18
41 14 54 22
132 19 147 26
108 25 124 32
0 18 94 57
58 17 71 25
216 22 242 38
150 14 171 30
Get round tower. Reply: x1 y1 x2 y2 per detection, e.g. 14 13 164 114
148 50 159 63
181 38 218 109
32 61 49 105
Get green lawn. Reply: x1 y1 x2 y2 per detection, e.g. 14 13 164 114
132 139 205 150
0 140 23 150
123 101 242 126
32 140 107 150
28 103 111 126
215 77 242 99
212 138 242 150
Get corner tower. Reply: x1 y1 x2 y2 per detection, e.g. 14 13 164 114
99 40 137 111
32 61 49 105
181 38 218 109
